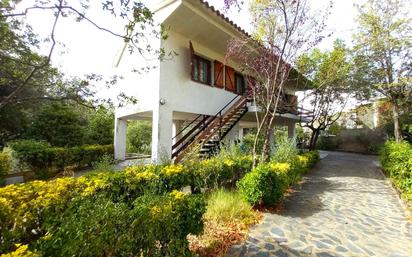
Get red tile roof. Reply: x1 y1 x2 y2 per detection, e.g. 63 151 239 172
198 0 251 38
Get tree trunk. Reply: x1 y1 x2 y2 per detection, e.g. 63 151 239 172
261 128 272 163
392 103 402 142
309 129 320 150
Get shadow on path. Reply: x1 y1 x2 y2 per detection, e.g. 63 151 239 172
227 151 412 257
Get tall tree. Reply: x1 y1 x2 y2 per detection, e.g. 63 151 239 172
297 41 352 150
352 0 412 142
0 0 165 110
226 0 329 163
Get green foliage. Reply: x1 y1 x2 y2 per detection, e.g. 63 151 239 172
317 136 339 151
0 152 11 185
205 189 256 225
92 154 115 173
352 0 412 141
328 123 342 136
239 130 266 155
8 140 50 170
126 148 254 193
0 144 318 255
380 141 412 201
238 151 319 206
85 107 114 145
271 136 298 163
36 192 205 257
0 244 39 257
187 153 253 192
0 169 206 255
297 41 352 148
237 162 289 205
127 121 152 154
28 103 86 147
7 140 113 176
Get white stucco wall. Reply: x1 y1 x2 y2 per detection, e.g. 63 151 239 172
158 30 241 117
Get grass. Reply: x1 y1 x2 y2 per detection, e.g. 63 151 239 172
205 189 257 224
189 189 261 257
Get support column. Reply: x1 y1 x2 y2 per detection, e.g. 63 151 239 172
288 122 296 139
151 107 173 164
238 127 244 141
114 118 127 160
172 120 185 145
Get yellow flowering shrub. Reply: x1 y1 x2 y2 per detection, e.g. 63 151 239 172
269 162 291 173
0 244 39 257
162 164 184 176
238 151 320 206
298 155 309 167
0 150 258 255
170 190 186 200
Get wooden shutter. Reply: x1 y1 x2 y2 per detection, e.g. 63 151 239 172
189 41 194 79
214 60 224 88
225 66 235 92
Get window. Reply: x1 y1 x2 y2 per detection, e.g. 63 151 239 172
235 73 245 95
192 55 211 85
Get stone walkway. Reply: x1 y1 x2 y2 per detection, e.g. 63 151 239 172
227 151 412 257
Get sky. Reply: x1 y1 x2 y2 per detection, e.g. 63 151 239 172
14 0 371 110
19 0 363 78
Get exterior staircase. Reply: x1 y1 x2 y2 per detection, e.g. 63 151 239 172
172 95 248 163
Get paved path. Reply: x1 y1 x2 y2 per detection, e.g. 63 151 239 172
227 151 412 257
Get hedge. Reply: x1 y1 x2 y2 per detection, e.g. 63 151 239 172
0 152 252 255
124 154 254 193
5 140 113 177
237 151 319 206
0 171 206 256
380 141 412 201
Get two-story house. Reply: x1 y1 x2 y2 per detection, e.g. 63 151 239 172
114 0 307 163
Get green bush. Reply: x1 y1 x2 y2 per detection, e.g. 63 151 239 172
36 192 205 257
380 141 412 201
0 152 11 185
187 155 253 192
0 170 205 256
85 107 114 145
238 151 319 206
8 140 50 170
127 121 152 154
237 162 290 205
92 154 115 173
7 140 113 176
317 136 339 150
271 136 298 163
28 103 86 147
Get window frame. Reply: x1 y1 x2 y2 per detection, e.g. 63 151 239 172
235 73 246 95
191 54 212 86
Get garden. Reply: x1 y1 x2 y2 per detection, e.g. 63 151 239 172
380 140 412 206
0 137 319 256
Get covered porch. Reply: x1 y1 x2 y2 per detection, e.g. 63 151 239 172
114 108 299 163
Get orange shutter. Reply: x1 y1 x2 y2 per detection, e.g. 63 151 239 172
225 66 235 92
214 61 224 88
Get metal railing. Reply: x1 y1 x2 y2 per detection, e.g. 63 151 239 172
171 95 244 159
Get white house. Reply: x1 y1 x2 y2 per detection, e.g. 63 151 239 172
114 0 308 163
